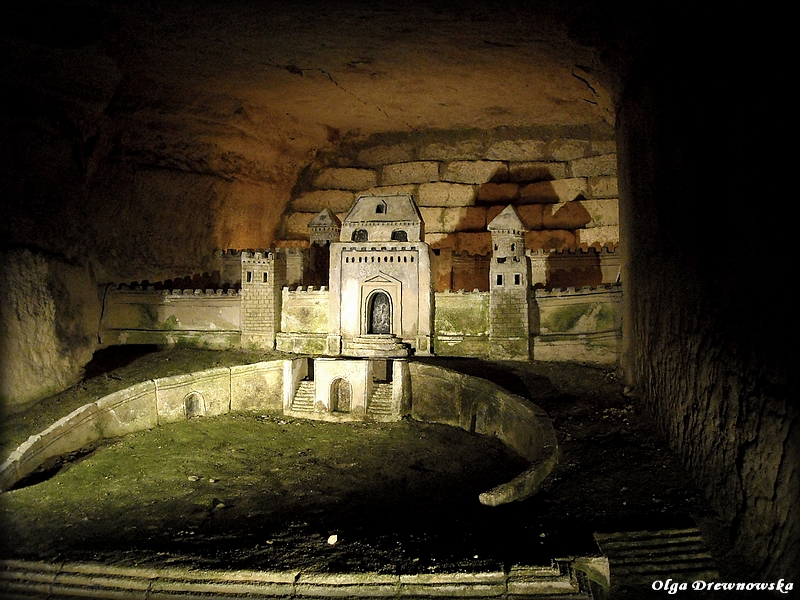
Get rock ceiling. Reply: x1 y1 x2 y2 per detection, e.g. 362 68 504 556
1 0 644 278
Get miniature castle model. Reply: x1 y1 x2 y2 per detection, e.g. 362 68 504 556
100 193 622 420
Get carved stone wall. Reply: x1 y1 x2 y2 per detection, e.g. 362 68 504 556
433 291 490 356
0 249 101 412
617 28 797 580
100 287 241 349
277 128 619 257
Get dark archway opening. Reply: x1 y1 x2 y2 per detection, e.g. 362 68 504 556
368 291 391 334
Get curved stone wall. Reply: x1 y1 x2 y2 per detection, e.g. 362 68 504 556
408 362 559 505
0 360 286 492
1 360 558 507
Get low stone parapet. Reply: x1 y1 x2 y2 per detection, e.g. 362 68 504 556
0 359 297 492
533 283 622 365
409 362 559 506
0 558 595 598
1 360 558 509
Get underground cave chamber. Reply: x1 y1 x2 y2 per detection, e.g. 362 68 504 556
0 1 796 598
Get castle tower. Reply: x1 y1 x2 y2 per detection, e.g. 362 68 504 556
306 208 342 287
308 208 342 246
240 251 285 349
487 205 532 360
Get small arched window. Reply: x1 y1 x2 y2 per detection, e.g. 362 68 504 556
352 229 368 242
375 203 385 214
391 230 408 242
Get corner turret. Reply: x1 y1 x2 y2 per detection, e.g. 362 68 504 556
240 251 285 349
487 206 532 359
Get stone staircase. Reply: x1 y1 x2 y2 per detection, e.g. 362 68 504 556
342 334 411 358
290 380 315 413
594 527 718 587
367 383 394 419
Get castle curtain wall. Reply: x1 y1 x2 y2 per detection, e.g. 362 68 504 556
99 287 241 349
276 287 330 354
433 290 490 356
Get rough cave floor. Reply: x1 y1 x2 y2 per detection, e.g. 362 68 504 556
0 351 727 596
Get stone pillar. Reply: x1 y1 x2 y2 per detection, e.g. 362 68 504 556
416 244 434 355
392 359 412 416
326 242 344 356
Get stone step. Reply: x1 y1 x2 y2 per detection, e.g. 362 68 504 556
368 384 394 415
291 381 315 412
343 335 410 358
371 383 393 398
0 559 596 599
594 527 719 587
507 563 591 597
367 402 393 415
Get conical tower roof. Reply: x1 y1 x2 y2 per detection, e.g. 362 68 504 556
487 205 525 232
308 207 341 229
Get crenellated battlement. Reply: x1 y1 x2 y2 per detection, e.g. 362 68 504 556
535 282 622 297
527 243 618 258
240 250 276 261
222 248 308 260
342 245 418 252
218 248 246 258
277 247 305 256
437 289 487 295
451 250 490 259
114 285 240 296
283 285 329 294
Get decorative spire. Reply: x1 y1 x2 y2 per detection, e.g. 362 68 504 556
308 207 341 229
488 205 525 233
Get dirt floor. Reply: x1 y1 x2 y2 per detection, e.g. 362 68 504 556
0 349 732 597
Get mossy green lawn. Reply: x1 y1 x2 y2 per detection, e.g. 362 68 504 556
0 348 283 459
1 413 528 572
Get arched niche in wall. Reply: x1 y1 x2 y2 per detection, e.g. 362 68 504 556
368 291 392 335
360 274 402 338
183 391 206 418
330 378 352 413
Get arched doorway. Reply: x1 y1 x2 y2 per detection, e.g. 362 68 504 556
331 378 352 413
368 291 392 334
